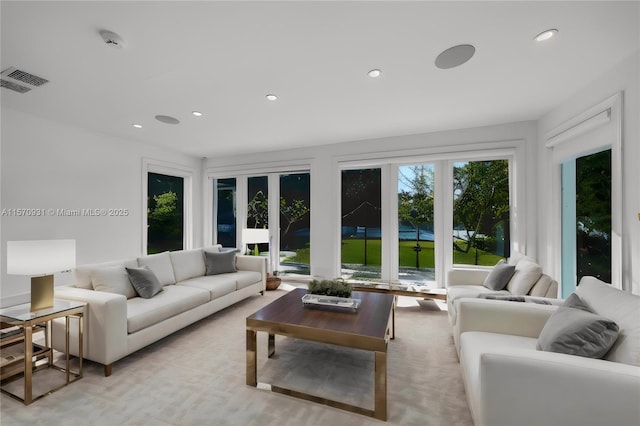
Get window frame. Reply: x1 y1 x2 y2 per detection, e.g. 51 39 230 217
142 158 194 255
544 92 622 292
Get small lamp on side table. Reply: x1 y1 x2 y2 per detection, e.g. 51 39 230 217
7 239 76 311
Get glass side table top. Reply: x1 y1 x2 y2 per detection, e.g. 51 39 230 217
0 299 85 322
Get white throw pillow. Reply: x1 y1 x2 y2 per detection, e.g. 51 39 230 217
170 249 206 282
506 260 542 295
137 252 176 286
91 265 137 299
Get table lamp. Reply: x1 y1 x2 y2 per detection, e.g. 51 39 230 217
7 239 76 311
241 228 269 256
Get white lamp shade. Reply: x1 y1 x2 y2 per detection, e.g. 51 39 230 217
241 228 269 244
7 239 76 275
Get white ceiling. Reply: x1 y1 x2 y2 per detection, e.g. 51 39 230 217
1 1 639 158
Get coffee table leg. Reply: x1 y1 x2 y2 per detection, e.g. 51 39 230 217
374 351 387 421
246 329 257 387
268 333 275 358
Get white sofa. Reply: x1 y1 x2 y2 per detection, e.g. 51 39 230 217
447 252 558 335
52 247 266 376
456 277 640 426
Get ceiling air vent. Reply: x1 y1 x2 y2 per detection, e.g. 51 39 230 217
1 67 49 94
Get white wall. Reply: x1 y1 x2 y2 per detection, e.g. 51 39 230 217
0 109 202 307
537 50 640 294
204 120 539 281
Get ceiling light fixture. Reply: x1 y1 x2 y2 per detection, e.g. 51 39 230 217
132 124 143 129
534 29 558 42
192 111 203 117
266 94 277 101
368 69 382 78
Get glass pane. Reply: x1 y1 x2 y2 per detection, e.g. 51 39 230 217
398 164 435 283
341 168 382 280
215 178 236 248
279 173 310 275
576 150 611 283
247 176 269 255
147 172 184 254
453 160 510 266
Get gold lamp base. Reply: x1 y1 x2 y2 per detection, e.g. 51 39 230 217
31 275 54 312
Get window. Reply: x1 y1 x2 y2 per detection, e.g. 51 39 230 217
398 164 435 283
452 160 510 266
280 173 311 275
341 168 382 280
562 149 612 288
147 173 184 254
214 178 237 248
247 176 269 255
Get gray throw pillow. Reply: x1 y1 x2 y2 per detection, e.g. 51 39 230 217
561 292 592 312
483 262 516 290
125 266 163 299
204 250 237 275
537 294 619 358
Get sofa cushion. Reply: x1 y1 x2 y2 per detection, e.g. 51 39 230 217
126 266 164 299
91 265 137 299
137 252 176 286
204 250 237 275
506 260 542 296
483 262 516 290
73 258 138 289
179 275 237 300
448 285 510 324
236 271 263 290
576 277 640 366
537 294 619 359
170 249 206 282
126 285 209 333
528 274 554 297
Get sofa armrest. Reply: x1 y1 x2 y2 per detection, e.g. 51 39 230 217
53 286 128 366
236 255 266 275
479 349 640 426
447 268 490 287
457 298 558 339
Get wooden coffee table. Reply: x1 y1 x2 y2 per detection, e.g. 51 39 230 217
246 288 394 420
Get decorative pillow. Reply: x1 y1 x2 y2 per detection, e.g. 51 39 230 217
506 260 543 295
137 252 176 286
483 262 516 290
125 266 163 299
204 250 237 275
91 265 137 299
561 292 593 312
537 294 619 358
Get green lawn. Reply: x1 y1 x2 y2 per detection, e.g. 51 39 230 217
282 239 503 267
340 239 502 267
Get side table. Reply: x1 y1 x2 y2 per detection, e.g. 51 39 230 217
0 299 85 405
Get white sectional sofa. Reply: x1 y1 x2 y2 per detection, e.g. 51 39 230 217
52 246 266 376
455 277 640 426
447 252 558 346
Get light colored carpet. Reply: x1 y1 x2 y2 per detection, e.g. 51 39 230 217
0 288 473 426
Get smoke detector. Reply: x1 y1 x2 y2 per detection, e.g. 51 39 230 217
1 67 49 94
99 30 125 48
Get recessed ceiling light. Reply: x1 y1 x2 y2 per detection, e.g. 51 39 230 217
435 44 476 69
266 94 277 101
368 69 382 78
534 29 558 42
192 111 203 117
132 123 143 129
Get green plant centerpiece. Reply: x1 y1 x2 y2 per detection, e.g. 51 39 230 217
307 279 353 298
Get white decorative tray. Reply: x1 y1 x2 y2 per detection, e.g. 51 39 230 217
301 294 361 311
